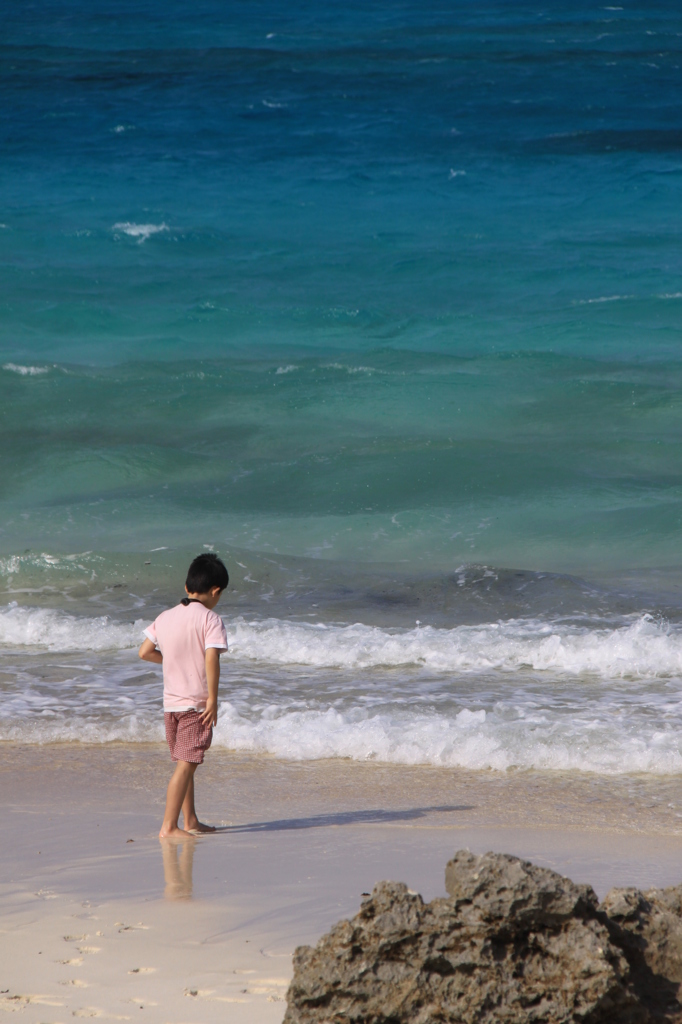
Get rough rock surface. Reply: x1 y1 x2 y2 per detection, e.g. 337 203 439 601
283 850 682 1024
600 885 682 1018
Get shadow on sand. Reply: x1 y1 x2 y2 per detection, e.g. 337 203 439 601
209 804 474 834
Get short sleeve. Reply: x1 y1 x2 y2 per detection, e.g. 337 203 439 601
143 620 158 647
205 612 228 651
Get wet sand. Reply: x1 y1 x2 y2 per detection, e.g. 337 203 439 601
3 744 682 1023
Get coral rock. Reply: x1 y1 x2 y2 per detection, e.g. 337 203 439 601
284 850 682 1024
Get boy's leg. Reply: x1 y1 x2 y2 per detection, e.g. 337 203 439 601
181 775 217 833
159 760 198 838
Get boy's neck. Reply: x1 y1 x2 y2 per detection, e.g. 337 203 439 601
184 589 222 610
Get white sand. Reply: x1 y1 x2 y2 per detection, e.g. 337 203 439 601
3 744 682 1023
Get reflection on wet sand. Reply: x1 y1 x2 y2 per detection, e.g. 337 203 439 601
161 838 195 899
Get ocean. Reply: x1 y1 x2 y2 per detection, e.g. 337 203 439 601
2 0 682 774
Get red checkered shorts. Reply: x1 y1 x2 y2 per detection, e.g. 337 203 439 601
164 710 213 764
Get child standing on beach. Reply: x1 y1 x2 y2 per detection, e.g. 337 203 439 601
138 553 229 838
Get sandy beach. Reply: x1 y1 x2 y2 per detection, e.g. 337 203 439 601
3 744 682 1023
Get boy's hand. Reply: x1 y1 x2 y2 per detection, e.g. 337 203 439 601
200 700 218 726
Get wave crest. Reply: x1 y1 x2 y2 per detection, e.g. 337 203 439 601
0 603 144 652
227 614 682 679
210 702 682 774
112 222 168 243
2 605 682 679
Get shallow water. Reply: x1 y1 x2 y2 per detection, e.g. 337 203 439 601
2 1 682 773
1 551 682 772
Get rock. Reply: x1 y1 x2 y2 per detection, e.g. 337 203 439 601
444 848 600 928
283 850 682 1024
601 884 682 1018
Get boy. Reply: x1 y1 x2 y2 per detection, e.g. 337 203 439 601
138 553 229 838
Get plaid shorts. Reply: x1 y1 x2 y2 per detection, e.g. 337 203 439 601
164 710 213 764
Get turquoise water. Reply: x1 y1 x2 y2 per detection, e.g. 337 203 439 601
3 1 682 768
2 1 682 570
4 351 682 570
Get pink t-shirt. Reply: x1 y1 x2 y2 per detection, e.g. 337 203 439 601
144 602 228 712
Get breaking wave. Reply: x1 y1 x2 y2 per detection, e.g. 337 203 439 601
2 604 682 679
3 605 682 773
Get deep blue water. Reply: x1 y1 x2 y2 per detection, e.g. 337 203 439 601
2 0 682 570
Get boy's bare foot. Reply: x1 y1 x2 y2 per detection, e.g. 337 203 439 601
159 825 195 839
185 820 217 834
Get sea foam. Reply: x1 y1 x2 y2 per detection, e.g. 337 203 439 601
0 603 145 652
227 614 682 679
3 605 682 773
210 702 682 774
3 363 49 376
2 604 682 679
112 222 168 243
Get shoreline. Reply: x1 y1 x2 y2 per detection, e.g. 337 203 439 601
4 744 682 1023
5 741 682 833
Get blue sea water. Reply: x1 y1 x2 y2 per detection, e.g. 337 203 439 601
3 0 682 770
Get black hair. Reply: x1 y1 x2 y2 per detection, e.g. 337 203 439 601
185 553 229 594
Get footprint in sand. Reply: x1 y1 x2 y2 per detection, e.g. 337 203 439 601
58 958 84 966
1 994 65 1009
73 1014 130 1022
77 946 101 955
127 968 155 975
34 889 58 900
244 979 290 998
60 980 88 988
184 988 250 1003
64 935 89 942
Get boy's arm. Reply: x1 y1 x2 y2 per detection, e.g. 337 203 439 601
200 648 221 726
138 637 163 664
